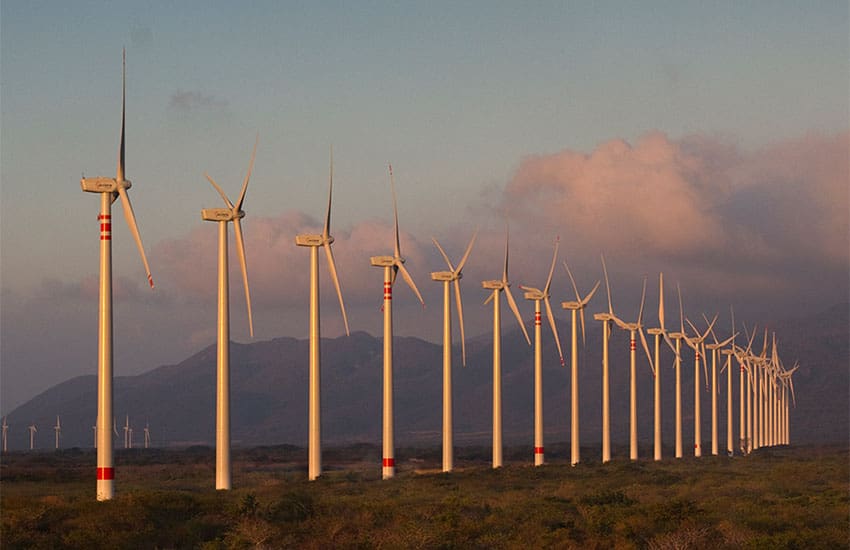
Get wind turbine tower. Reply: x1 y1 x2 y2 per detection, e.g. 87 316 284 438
646 273 679 461
560 261 599 466
202 136 257 490
431 231 477 473
144 421 151 449
520 239 564 466
370 164 425 479
54 415 61 450
667 283 687 459
592 255 617 463
2 417 7 453
28 424 37 450
295 148 350 481
482 228 531 468
80 51 155 500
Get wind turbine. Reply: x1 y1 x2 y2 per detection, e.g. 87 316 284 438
144 421 151 449
295 148 350 481
80 50 154 501
592 255 616 463
370 164 425 479
482 227 531 469
610 278 655 461
718 306 737 456
733 325 757 454
520 239 564 466
561 260 599 466
684 312 717 458
645 273 679 461
202 136 257 490
28 424 37 450
123 415 130 449
2 417 7 453
706 318 736 456
431 231 477 473
667 283 687 459
54 415 61 450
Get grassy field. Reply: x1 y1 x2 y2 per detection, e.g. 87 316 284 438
1 444 847 549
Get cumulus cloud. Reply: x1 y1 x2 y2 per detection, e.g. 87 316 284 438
500 131 849 305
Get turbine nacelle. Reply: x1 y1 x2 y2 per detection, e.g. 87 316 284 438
522 288 546 301
431 270 460 282
81 177 130 193
370 255 396 268
593 312 614 322
561 300 583 310
202 208 245 222
482 279 505 290
295 233 333 247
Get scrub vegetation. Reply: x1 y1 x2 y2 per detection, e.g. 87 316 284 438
2 444 847 549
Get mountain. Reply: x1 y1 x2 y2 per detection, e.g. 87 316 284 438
4 304 847 451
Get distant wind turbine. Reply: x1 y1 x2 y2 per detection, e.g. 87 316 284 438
123 415 130 449
2 417 7 453
202 136 257 490
482 227 531 469
646 273 679 461
560 260 599 466
431 231 477 473
28 423 37 450
705 312 736 456
684 312 717 458
667 283 687 459
296 148 350 481
144 421 151 449
370 164 425 479
54 415 61 450
520 239 564 466
80 50 155 501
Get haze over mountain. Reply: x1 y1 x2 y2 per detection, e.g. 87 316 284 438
4 303 846 453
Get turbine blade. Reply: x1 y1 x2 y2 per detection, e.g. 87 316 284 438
322 242 349 336
544 239 559 294
432 238 455 271
730 305 736 348
582 281 601 306
658 272 666 330
677 282 684 334
390 164 401 258
701 342 709 386
235 133 258 211
505 285 531 345
204 173 234 208
116 185 154 288
563 259 581 302
324 145 333 239
484 291 495 306
638 277 647 324
686 317 700 338
233 218 254 338
455 229 478 273
703 314 718 341
502 224 510 283
579 308 587 347
396 261 425 305
639 327 655 376
703 312 720 345
544 298 564 366
117 49 126 183
454 278 467 366
601 254 613 316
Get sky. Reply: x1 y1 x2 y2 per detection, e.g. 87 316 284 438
1 2 848 414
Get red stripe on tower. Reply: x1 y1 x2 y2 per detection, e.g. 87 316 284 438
382 458 395 467
535 312 542 326
384 282 392 300
630 339 636 351
534 446 544 454
96 467 114 480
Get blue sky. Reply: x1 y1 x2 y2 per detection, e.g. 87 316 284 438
1 2 847 412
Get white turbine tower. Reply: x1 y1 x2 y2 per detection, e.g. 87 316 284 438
28 424 37 450
144 421 151 449
646 273 679 461
295 149 350 481
123 415 130 449
54 415 61 450
482 228 531 469
370 164 425 480
705 312 736 456
202 137 257 490
561 260 599 466
684 313 717 458
2 417 8 453
520 239 564 466
667 283 688 459
592 255 617 463
431 231 477 473
80 51 154 501
610 278 655 461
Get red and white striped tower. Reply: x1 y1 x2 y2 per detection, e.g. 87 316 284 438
371 164 425 480
81 51 154 500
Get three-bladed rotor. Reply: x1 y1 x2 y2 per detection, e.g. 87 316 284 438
483 226 531 346
432 231 478 366
521 238 565 366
